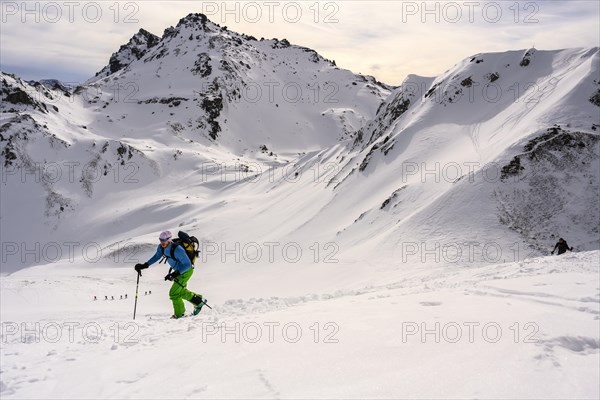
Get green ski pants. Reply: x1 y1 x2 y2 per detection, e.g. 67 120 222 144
169 268 201 317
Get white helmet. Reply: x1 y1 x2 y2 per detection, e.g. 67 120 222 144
159 230 172 242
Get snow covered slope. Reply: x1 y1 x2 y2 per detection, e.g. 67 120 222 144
1 13 391 272
325 47 600 262
0 16 597 272
3 47 599 273
1 250 598 399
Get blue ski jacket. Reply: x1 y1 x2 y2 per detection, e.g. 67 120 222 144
147 243 192 273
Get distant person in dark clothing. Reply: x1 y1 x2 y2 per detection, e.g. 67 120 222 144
551 238 574 255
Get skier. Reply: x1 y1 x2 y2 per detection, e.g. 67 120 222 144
134 230 205 319
551 238 574 255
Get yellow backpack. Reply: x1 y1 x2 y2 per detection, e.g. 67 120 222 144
160 231 200 265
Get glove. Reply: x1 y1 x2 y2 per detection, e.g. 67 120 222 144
550 251 554 255
135 262 149 275
570 247 574 251
164 270 181 281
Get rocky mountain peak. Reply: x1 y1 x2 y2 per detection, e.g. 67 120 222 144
176 13 211 30
91 28 160 80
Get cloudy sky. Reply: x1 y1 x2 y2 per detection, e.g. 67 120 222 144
1 0 598 85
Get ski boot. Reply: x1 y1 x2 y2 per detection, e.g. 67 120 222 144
191 295 205 316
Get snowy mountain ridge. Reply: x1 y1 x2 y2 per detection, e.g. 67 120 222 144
326 47 599 257
1 14 598 273
91 28 161 81
1 13 393 273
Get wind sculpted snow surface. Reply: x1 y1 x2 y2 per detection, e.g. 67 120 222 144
1 251 599 399
1 13 600 399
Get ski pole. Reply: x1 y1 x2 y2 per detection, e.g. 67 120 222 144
133 271 141 320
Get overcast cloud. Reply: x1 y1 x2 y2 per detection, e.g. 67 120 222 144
0 0 598 85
